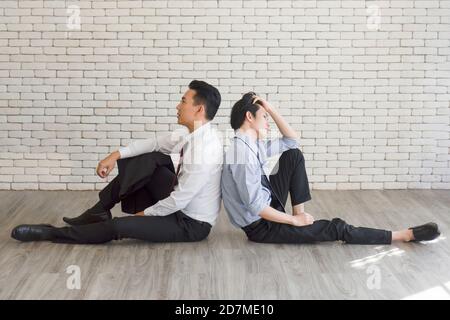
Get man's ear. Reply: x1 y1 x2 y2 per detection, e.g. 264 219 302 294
245 111 254 122
195 104 206 118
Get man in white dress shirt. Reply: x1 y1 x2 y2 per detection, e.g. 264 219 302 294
11 80 223 244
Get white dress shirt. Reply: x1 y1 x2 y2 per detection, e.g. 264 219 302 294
118 122 223 226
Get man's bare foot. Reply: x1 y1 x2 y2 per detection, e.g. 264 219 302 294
392 229 414 242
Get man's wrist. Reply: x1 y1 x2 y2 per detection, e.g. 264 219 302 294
111 150 121 160
288 215 296 225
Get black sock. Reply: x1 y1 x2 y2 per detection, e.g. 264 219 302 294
88 201 107 214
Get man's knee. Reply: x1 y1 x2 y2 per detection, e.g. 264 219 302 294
119 151 173 168
330 218 354 242
152 165 176 181
280 148 304 162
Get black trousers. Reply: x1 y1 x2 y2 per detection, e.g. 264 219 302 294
243 149 392 245
50 152 211 244
99 151 176 214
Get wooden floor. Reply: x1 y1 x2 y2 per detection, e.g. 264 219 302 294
0 190 449 300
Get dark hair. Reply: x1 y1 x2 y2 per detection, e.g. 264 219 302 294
188 80 221 120
230 91 262 130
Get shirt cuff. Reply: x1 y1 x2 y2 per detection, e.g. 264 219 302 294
282 136 299 149
143 206 154 216
248 198 271 217
118 146 131 159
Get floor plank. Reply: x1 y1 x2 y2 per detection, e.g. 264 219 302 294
0 190 449 299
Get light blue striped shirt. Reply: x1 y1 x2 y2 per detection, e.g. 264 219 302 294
221 131 299 228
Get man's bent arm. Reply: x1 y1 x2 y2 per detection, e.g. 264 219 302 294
259 206 294 225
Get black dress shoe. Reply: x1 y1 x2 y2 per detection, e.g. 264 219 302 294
409 222 440 242
62 209 112 226
11 224 55 242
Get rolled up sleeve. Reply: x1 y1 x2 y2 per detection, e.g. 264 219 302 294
265 136 299 157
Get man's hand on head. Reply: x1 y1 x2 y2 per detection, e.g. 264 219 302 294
252 95 273 113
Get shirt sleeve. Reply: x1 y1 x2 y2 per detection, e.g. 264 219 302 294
118 129 186 159
265 136 299 158
229 163 271 217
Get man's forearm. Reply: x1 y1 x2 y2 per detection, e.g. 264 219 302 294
268 107 298 139
259 205 294 225
110 150 121 160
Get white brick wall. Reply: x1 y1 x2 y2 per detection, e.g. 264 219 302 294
1 0 449 190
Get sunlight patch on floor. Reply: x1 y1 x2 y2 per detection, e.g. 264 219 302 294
402 281 450 300
349 247 405 269
416 235 446 244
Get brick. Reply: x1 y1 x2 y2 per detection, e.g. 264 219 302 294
0 0 448 190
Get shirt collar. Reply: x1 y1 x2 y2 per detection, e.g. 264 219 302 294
183 121 211 145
